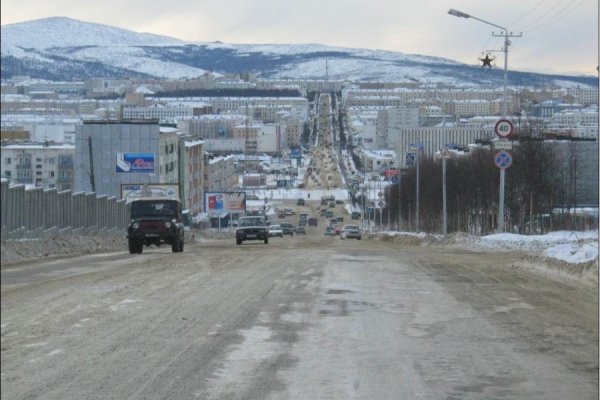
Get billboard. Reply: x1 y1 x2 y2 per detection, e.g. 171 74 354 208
116 153 155 173
205 192 246 213
121 184 179 202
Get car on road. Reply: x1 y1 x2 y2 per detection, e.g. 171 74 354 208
268 224 284 238
324 226 336 235
280 222 295 236
340 224 362 240
127 197 185 254
235 216 269 245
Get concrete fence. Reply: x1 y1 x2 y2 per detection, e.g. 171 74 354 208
1 180 129 238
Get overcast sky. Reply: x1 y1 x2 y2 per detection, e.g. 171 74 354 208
2 0 598 76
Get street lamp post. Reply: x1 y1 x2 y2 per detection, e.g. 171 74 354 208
448 9 522 118
448 9 521 233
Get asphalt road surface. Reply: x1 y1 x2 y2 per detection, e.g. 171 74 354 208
1 231 598 399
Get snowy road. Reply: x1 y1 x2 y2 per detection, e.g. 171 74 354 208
1 232 597 399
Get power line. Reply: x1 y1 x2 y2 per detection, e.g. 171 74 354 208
513 0 587 33
508 0 546 27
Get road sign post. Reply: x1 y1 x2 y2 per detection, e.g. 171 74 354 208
494 150 513 233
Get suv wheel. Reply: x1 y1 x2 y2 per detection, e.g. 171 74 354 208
129 239 142 254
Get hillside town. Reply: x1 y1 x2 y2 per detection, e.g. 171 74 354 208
1 74 598 229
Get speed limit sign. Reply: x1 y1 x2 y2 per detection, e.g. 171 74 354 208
495 119 513 138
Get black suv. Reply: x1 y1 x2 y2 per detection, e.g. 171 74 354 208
127 198 185 254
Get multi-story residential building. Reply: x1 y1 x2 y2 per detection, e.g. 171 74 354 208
232 123 262 155
204 154 237 193
377 107 420 148
121 103 209 122
1 143 75 190
181 140 205 213
84 78 128 98
74 121 180 199
280 116 303 148
257 124 282 154
547 107 599 139
453 100 491 118
566 86 599 106
177 114 247 139
1 115 81 144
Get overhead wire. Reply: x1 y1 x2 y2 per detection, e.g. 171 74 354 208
513 0 588 33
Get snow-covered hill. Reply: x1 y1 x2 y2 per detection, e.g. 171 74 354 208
1 17 596 87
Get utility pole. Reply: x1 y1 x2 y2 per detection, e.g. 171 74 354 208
88 136 95 192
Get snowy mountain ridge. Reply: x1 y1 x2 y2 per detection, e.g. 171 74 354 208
1 17 596 87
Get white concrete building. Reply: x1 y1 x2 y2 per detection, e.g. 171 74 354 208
1 143 75 190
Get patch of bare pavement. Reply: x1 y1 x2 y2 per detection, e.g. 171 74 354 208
1 230 598 400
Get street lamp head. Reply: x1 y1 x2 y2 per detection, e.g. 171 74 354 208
448 9 470 18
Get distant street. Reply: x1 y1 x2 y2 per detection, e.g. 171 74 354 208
2 230 597 400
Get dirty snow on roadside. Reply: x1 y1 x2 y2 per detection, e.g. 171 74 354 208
466 231 598 264
379 230 599 265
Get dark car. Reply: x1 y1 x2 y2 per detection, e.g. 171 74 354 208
280 222 295 236
308 218 318 226
127 197 185 254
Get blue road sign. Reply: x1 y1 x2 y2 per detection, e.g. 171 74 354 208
494 151 513 169
406 152 416 167
391 175 399 184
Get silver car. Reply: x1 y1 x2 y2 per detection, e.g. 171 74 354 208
268 224 284 238
340 224 362 240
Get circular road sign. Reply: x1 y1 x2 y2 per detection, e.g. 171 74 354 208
495 119 514 138
494 151 513 169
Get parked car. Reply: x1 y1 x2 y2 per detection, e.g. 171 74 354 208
324 226 336 236
334 226 343 235
278 211 286 218
325 211 334 218
308 218 318 226
280 222 295 236
268 224 284 238
340 224 362 240
295 225 306 235
297 198 305 205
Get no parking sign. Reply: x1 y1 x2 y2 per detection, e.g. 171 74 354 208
494 151 513 169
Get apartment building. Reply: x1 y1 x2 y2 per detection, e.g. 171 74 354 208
204 154 237 193
181 140 205 213
1 143 75 190
567 87 599 105
177 114 247 139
